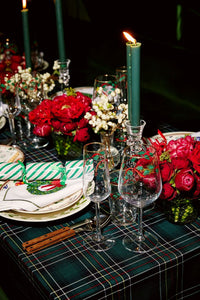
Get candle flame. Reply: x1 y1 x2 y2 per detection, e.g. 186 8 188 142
22 0 27 9
123 31 136 44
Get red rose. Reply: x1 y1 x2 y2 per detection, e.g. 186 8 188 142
171 157 190 170
160 182 177 200
33 124 51 137
174 168 195 192
61 122 77 134
10 62 20 72
11 55 22 63
160 161 173 182
167 136 195 159
29 99 52 126
75 91 92 112
29 92 91 140
52 95 85 122
189 141 200 173
74 128 90 142
77 118 88 128
51 119 62 131
0 62 5 71
193 174 200 198
142 174 156 190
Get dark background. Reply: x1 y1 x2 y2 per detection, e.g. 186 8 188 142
1 0 200 136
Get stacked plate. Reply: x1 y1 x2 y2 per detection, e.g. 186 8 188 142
0 146 90 222
0 181 90 222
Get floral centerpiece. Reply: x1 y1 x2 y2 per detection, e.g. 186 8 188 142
151 131 200 224
0 66 55 100
84 87 128 134
29 89 92 159
0 39 26 85
84 88 128 168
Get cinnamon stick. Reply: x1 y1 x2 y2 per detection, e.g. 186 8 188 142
23 227 75 254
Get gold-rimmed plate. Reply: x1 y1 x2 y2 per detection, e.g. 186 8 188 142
0 196 90 222
151 131 195 142
0 116 6 130
0 145 25 162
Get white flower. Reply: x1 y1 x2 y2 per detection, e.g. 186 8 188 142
115 88 121 94
53 60 59 70
84 91 128 133
3 67 55 98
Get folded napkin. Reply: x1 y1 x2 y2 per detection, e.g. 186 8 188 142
0 159 94 212
0 179 83 212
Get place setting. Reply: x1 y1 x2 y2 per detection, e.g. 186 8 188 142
0 25 200 249
0 1 200 299
0 160 92 223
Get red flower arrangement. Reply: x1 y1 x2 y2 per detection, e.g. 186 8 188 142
29 91 92 143
0 54 25 91
151 131 200 200
150 131 200 223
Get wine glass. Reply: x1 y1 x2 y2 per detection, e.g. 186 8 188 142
116 66 127 104
92 74 120 109
83 142 115 251
22 94 49 149
0 91 21 147
118 143 162 253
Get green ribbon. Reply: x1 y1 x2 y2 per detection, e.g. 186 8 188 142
18 161 29 184
51 165 67 185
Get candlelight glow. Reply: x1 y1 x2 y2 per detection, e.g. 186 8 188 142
22 0 27 9
123 31 136 44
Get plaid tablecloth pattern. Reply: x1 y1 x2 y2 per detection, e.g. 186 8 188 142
0 144 199 299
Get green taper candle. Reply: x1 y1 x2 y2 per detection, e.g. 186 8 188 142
21 0 31 68
124 32 141 126
55 0 66 61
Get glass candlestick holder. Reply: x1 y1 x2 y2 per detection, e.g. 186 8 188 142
57 59 71 92
125 120 146 146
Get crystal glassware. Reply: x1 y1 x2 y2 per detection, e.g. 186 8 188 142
118 143 162 253
116 66 127 104
83 142 115 251
92 74 121 110
125 119 146 146
19 89 49 149
109 169 136 225
100 131 120 170
0 91 21 147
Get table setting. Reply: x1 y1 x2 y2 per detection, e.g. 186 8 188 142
0 1 200 299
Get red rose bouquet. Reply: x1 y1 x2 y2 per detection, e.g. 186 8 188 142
29 90 92 143
151 131 200 224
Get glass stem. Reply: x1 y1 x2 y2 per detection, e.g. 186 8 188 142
137 207 144 242
95 202 102 242
8 113 17 145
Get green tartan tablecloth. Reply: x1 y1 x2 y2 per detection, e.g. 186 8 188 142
0 145 199 300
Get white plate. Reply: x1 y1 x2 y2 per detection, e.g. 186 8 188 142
0 116 6 130
0 196 90 222
74 86 93 96
151 131 195 142
0 180 83 215
0 145 25 162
